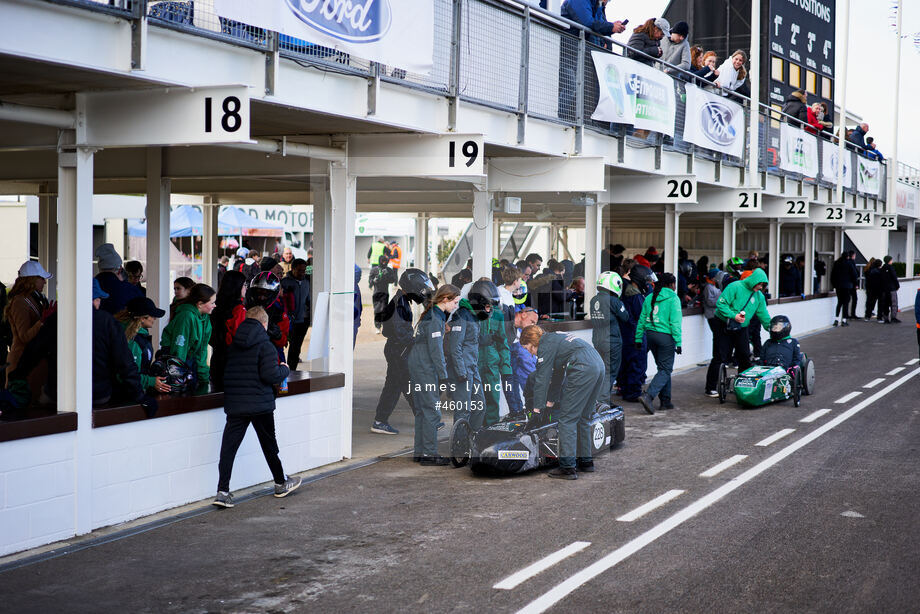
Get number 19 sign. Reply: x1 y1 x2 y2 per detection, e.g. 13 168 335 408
79 86 251 147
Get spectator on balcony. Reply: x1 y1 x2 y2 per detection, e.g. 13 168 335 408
847 123 869 151
714 50 749 96
561 0 626 47
692 51 719 84
805 101 833 136
660 21 691 75
690 45 704 70
865 137 885 161
781 90 809 127
627 18 666 65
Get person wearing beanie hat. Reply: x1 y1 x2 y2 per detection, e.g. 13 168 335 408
94 243 142 315
879 255 901 323
660 20 691 74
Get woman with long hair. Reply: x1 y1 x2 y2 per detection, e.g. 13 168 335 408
160 283 216 387
409 283 460 465
4 262 53 399
635 273 682 413
209 270 248 388
115 296 169 393
714 49 748 93
627 18 665 65
170 276 195 319
689 45 704 70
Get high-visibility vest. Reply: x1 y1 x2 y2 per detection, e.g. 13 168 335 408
389 244 402 269
369 241 387 265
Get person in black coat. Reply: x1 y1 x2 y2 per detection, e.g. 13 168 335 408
830 251 858 326
214 307 298 508
627 18 666 65
92 279 145 407
781 90 808 127
879 256 902 323
778 256 802 298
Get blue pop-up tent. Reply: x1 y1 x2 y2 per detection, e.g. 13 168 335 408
127 205 203 237
127 206 283 238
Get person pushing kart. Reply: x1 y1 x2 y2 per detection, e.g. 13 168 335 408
520 325 605 480
715 268 771 373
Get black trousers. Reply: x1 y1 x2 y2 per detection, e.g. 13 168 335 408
727 327 754 372
835 287 850 319
287 321 309 368
864 291 880 320
217 413 285 492
373 344 414 423
748 315 762 357
848 288 858 320
878 291 892 321
705 317 732 391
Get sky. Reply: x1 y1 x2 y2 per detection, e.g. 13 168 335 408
581 0 920 168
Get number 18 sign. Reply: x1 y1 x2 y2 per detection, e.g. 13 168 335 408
79 86 252 147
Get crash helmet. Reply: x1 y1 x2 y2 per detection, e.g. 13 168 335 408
468 279 500 320
769 315 792 342
678 259 695 281
149 356 194 393
727 256 745 276
398 268 435 304
513 280 528 305
596 271 623 296
629 264 658 294
247 271 281 308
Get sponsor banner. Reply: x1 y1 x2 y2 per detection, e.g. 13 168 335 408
681 84 745 158
821 140 851 186
213 0 433 74
590 51 676 137
896 183 919 218
856 157 881 196
779 123 819 177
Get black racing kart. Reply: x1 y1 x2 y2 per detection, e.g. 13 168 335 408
448 402 626 475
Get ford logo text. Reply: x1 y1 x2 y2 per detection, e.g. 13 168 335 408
700 102 736 147
284 0 392 43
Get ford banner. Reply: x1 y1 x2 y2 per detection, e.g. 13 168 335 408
213 0 433 74
590 51 676 137
681 84 745 159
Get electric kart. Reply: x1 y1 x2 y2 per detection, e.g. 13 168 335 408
448 402 626 475
718 354 816 408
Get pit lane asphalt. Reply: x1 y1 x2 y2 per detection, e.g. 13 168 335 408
1 315 918 614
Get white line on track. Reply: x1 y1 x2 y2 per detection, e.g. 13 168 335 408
799 409 832 423
835 391 862 404
907 358 920 365
515 368 920 614
616 490 685 522
887 367 905 376
863 378 885 389
755 428 796 447
493 542 591 590
699 455 748 478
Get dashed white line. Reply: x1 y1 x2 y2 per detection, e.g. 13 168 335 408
699 455 748 477
887 367 906 376
863 378 886 389
493 542 591 590
799 409 832 423
907 358 919 366
835 391 862 404
755 428 796 447
515 368 920 614
616 490 685 522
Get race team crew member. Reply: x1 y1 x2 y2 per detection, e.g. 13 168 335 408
521 325 605 480
715 267 771 373
590 271 630 404
473 280 512 427
445 293 485 429
635 273 682 414
409 284 460 466
618 265 656 401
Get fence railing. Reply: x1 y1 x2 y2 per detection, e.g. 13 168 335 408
59 0 888 201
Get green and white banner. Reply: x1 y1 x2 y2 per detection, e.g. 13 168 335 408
681 84 745 158
856 157 881 196
590 51 676 137
779 123 819 177
821 140 851 186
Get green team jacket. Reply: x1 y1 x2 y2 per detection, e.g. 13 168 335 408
477 308 512 376
120 322 156 392
160 302 212 382
635 287 683 346
715 268 771 330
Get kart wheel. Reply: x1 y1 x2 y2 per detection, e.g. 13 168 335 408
803 358 816 395
449 418 472 468
792 376 802 407
718 364 728 404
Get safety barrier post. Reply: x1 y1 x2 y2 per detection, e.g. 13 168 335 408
448 0 463 131
574 30 585 154
517 6 530 145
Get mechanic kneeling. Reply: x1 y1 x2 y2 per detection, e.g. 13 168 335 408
760 315 803 371
520 325 605 480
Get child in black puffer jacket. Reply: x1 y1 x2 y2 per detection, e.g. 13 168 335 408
213 306 300 508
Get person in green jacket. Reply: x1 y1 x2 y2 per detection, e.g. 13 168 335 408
635 273 682 414
471 280 512 426
714 267 771 373
160 283 216 386
115 296 171 394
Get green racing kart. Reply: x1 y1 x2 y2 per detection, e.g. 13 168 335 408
718 354 816 408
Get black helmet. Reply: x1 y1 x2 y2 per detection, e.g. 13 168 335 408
149 356 194 393
678 259 695 281
399 268 435 304
247 271 281 308
769 315 792 342
629 264 658 294
468 279 500 320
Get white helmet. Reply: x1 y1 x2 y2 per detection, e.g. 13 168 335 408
597 271 623 296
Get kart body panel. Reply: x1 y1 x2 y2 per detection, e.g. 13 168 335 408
733 365 794 407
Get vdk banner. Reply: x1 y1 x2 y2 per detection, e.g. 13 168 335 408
821 140 851 187
856 157 881 196
681 84 745 158
779 123 819 177
213 0 434 74
590 51 676 137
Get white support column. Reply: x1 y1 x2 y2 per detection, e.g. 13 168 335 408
328 154 356 460
57 131 94 536
146 148 171 340
584 202 604 308
833 227 843 259
722 213 736 266
310 161 332 371
547 223 555 260
415 213 429 272
493 219 502 261
804 223 815 295
664 206 680 274
38 189 58 299
906 219 916 278
471 188 493 280
768 219 781 298
202 198 219 288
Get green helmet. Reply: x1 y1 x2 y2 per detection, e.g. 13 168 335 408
727 256 745 276
597 271 623 296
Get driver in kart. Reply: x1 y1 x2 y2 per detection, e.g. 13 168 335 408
760 315 803 370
